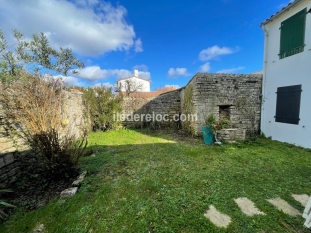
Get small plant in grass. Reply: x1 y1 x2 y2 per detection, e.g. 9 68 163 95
0 190 15 219
204 114 216 129
204 114 231 132
219 119 231 129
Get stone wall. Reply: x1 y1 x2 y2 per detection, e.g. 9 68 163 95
185 73 263 137
61 91 89 139
0 90 88 188
123 90 181 128
140 90 181 127
121 73 263 137
216 129 246 142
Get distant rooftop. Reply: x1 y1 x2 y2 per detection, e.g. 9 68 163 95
120 86 177 98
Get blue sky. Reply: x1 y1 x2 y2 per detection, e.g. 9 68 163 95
0 0 292 90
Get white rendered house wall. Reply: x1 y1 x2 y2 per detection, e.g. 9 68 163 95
117 70 150 92
261 1 311 148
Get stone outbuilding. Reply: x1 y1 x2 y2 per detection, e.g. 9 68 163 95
123 72 263 141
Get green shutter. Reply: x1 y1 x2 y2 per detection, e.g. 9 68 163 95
279 8 307 59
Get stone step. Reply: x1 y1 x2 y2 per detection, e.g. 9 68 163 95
292 194 309 207
234 197 265 216
204 194 307 228
267 197 300 216
204 205 231 228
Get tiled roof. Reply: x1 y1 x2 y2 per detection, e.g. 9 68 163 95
120 87 178 98
260 0 304 26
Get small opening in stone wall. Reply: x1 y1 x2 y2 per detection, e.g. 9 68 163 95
218 105 231 121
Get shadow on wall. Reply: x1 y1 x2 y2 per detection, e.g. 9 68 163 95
0 148 31 188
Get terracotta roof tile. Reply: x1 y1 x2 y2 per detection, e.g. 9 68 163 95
119 87 178 98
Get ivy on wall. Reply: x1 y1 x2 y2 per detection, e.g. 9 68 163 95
182 84 195 135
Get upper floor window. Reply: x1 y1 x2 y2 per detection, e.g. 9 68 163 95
279 8 307 59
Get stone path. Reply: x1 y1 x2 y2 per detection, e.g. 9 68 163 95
204 205 231 228
267 197 300 216
204 194 309 228
234 197 265 216
292 194 309 207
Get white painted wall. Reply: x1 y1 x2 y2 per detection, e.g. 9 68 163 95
261 1 311 148
117 76 150 92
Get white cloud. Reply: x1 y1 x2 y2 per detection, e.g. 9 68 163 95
74 66 151 81
133 64 148 72
74 0 99 7
76 66 109 80
200 62 211 72
109 69 133 80
137 71 151 80
93 82 114 89
54 75 83 87
134 38 143 53
167 68 190 78
132 64 151 80
199 45 235 61
217 66 245 74
0 0 139 56
165 85 180 89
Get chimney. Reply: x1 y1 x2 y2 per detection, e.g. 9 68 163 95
134 69 139 77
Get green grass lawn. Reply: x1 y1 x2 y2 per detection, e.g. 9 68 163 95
1 129 311 232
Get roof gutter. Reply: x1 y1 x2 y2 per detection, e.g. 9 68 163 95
261 0 305 26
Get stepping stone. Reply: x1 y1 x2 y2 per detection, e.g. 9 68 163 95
204 205 231 228
292 194 309 207
72 171 87 187
267 197 300 216
33 224 45 233
302 196 311 219
60 187 78 199
234 197 265 216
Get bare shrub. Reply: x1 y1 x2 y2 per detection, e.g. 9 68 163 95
116 79 144 97
0 73 87 176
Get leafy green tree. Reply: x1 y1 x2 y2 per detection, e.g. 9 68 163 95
0 29 84 78
83 85 123 131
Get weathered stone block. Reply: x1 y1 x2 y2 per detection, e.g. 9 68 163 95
72 171 87 187
8 175 17 183
0 173 8 182
4 153 14 165
60 187 78 199
0 157 4 168
0 140 15 153
8 167 19 177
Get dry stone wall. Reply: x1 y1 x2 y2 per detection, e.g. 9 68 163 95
60 91 89 139
122 97 153 127
121 73 263 139
187 73 263 137
123 90 181 128
0 90 88 188
139 90 181 127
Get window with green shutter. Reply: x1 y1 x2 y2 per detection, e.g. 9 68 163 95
279 8 307 59
275 85 302 125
